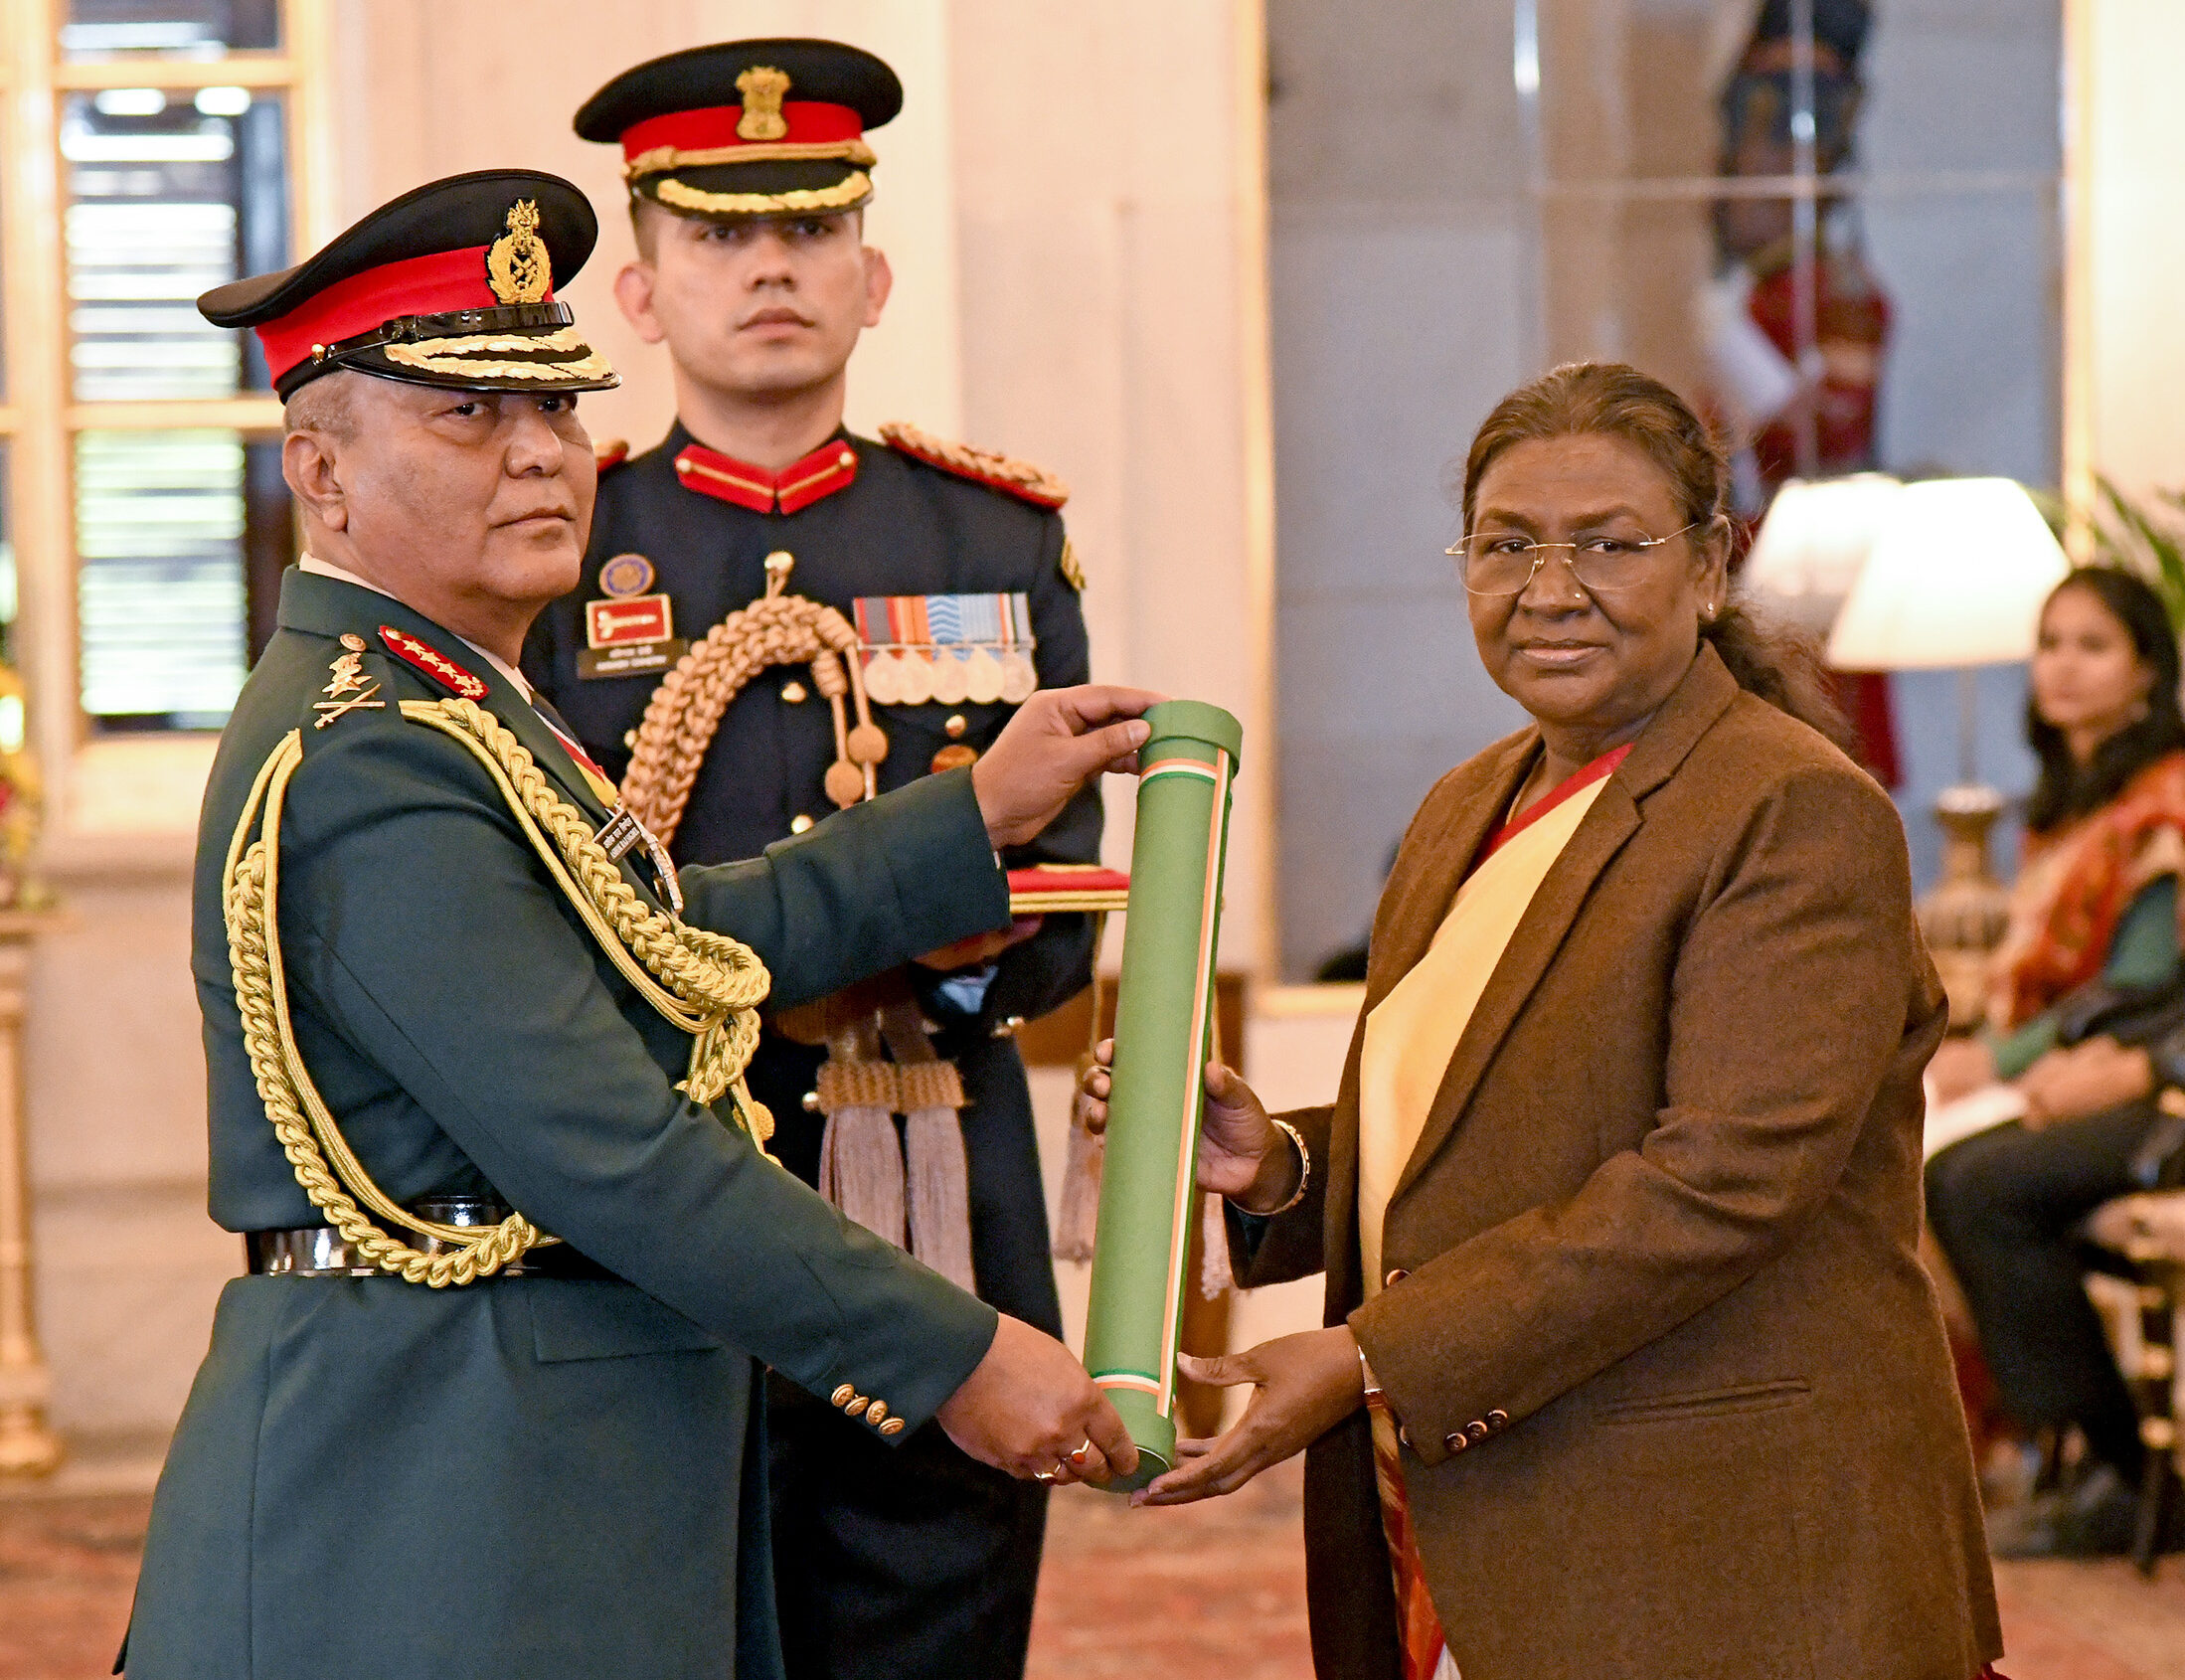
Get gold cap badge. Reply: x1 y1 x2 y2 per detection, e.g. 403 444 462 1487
735 66 791 141
485 199 552 305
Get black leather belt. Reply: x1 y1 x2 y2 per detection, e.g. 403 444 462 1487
244 1198 614 1280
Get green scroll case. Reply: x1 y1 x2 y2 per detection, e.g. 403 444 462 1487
1083 700 1243 1493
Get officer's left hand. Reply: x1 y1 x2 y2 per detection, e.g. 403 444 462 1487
971 686 1164 850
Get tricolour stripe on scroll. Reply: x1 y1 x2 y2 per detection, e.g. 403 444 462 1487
1151 748 1231 1416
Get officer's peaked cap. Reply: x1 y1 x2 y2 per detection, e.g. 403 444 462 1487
198 170 617 400
576 39 901 221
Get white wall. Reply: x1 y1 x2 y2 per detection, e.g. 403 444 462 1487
1265 0 1535 979
950 0 1276 972
1862 0 2062 489
2081 0 2185 508
1262 0 2069 919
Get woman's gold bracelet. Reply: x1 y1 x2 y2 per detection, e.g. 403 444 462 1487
1233 1114 1310 1217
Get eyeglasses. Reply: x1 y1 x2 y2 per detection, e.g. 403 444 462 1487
1446 522 1703 597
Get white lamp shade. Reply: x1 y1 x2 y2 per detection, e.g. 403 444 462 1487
1743 473 1904 636
1825 477 2070 670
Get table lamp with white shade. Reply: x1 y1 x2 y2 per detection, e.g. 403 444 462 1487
1742 472 1904 638
1826 477 2071 1027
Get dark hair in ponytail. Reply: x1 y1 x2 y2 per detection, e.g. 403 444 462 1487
1460 360 1855 756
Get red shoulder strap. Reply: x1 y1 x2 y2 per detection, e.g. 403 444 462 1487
378 625 489 700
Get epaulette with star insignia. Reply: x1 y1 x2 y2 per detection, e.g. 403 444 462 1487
379 625 490 700
593 437 630 473
878 420 1069 510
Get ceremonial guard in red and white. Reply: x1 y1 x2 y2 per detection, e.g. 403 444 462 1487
524 41 1101 1680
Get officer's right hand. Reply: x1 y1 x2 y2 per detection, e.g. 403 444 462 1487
971 685 1165 849
936 1314 1139 1486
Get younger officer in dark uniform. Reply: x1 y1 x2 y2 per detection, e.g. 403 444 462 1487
123 170 1145 1680
527 42 1097 1680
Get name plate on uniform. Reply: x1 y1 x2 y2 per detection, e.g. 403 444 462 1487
581 593 688 680
852 592 1037 708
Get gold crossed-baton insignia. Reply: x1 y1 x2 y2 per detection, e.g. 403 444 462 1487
314 637 386 728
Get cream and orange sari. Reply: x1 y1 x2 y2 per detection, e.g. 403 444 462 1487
1987 749 2185 1032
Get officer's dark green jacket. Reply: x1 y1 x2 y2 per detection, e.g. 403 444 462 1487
124 569 1006 1679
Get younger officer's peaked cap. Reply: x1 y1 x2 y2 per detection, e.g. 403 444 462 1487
575 39 902 221
197 170 619 400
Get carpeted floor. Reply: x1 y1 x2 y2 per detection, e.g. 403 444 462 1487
1026 1461 2185 1680
5 1462 2184 1678
0 1495 143 1680
1027 1462 1314 1680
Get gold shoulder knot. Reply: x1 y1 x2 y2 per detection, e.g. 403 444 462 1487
1058 537 1087 592
878 420 1069 510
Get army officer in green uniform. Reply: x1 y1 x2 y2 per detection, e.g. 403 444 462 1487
528 42 1102 1679
121 170 1145 1680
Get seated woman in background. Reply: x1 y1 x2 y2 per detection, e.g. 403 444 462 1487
1928 565 2185 1559
1085 363 2001 1680
1930 569 2185 1101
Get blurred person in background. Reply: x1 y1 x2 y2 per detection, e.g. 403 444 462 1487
1700 0 1899 783
1928 566 2185 1558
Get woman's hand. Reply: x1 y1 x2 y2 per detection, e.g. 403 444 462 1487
1078 1041 1298 1211
1129 1326 1365 1507
2017 1037 2155 1129
1927 1036 1998 1104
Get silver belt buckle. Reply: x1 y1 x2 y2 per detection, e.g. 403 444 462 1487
410 1196 519 1261
252 1198 522 1276
252 1227 376 1277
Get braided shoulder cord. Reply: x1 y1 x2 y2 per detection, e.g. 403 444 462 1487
221 697 775 1287
620 586 884 848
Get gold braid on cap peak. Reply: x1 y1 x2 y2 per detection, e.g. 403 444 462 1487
383 343 616 382
624 139 877 179
654 172 873 217
386 325 590 357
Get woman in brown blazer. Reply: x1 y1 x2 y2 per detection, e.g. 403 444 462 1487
1085 364 2002 1680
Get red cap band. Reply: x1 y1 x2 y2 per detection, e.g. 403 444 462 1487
253 245 551 385
620 100 864 165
